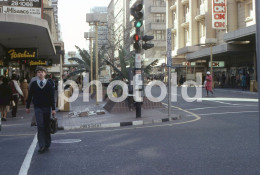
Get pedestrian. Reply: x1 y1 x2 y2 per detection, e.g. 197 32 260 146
29 75 38 126
241 73 247 91
9 74 23 117
26 66 56 154
179 75 184 86
221 73 226 88
205 71 214 97
0 78 13 121
20 79 29 105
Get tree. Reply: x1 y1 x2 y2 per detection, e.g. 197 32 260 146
66 45 106 80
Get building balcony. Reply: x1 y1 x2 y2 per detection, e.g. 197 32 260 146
170 1 177 11
181 0 189 5
181 15 189 28
151 6 166 13
195 4 206 21
151 23 166 30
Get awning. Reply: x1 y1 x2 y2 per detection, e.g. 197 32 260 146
186 43 253 61
0 13 56 61
224 25 256 42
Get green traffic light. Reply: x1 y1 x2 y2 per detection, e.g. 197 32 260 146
135 21 142 28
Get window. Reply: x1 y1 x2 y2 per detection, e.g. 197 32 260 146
153 0 165 6
154 30 166 40
198 21 205 38
154 14 165 23
246 3 253 18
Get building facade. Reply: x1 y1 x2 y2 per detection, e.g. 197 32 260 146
89 7 109 50
166 0 256 89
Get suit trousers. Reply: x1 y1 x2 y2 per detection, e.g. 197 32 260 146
34 107 51 148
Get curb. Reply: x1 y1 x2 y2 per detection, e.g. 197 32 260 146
214 88 258 95
61 115 181 130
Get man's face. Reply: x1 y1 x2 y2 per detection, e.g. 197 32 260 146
37 71 46 79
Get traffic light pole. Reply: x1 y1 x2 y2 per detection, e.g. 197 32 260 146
135 29 142 118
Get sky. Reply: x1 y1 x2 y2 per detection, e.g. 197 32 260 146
59 0 110 53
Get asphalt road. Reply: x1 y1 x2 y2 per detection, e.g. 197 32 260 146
0 87 259 175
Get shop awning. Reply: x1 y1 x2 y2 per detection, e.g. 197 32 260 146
224 25 256 42
186 43 253 61
0 14 57 61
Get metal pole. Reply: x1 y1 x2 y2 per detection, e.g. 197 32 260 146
210 45 214 88
90 38 93 94
95 22 99 105
168 67 171 117
255 0 260 140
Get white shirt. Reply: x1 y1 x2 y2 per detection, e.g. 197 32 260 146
37 78 47 89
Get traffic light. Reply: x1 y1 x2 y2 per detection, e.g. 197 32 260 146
131 4 143 29
133 34 141 51
142 35 154 50
131 4 143 53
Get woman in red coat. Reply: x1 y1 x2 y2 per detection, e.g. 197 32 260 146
205 71 214 97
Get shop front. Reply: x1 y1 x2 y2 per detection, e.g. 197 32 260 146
0 13 57 81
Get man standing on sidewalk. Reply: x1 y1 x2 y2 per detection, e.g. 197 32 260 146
26 66 56 153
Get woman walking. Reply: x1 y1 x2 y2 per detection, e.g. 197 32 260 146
0 78 13 121
20 79 29 105
205 71 214 97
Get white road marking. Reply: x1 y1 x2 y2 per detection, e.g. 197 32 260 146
18 133 37 175
188 105 257 111
195 97 258 102
187 111 258 116
2 123 27 127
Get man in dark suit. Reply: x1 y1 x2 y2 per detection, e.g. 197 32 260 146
26 66 56 153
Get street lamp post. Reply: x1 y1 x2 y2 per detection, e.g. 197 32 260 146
84 32 95 94
86 12 107 105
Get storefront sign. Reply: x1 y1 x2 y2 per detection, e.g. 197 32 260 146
182 62 196 66
0 0 42 18
7 48 38 60
212 0 227 29
209 61 225 67
29 60 47 66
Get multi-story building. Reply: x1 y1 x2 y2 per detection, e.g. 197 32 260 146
108 0 131 63
89 7 108 50
130 0 167 69
52 0 61 41
166 0 256 89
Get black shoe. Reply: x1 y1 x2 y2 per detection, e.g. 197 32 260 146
1 118 6 121
38 147 46 154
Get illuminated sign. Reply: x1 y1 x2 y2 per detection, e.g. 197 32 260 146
0 0 42 18
7 48 38 60
209 61 225 67
212 0 227 29
29 60 47 66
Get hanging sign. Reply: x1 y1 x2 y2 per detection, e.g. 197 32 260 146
212 0 227 29
0 0 42 18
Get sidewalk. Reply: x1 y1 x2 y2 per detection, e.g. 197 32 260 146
214 88 258 95
56 93 181 130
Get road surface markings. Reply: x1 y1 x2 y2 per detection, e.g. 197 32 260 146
199 97 258 102
18 133 37 175
2 123 28 127
186 111 258 117
0 105 201 137
188 105 257 111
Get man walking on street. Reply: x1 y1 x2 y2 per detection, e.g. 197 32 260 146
26 66 56 154
9 74 23 117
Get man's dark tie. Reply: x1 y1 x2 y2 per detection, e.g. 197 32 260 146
40 81 43 87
